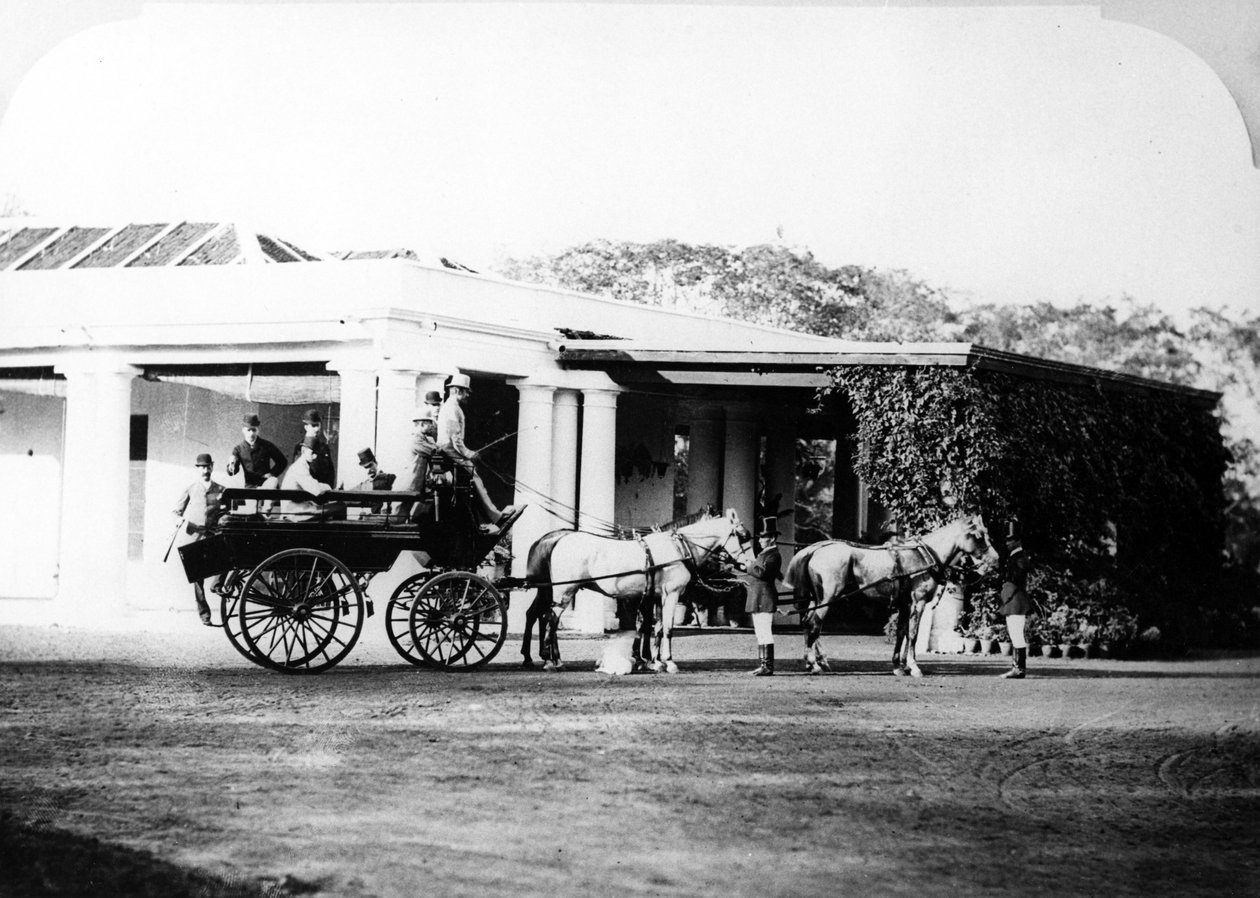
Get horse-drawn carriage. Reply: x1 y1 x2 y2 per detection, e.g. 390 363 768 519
178 472 522 674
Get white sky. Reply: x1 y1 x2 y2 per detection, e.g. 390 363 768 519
0 2 1257 319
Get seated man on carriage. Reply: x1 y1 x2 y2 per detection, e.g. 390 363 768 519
437 373 518 529
279 435 333 520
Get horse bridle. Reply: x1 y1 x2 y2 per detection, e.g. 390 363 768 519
674 522 752 575
916 526 992 585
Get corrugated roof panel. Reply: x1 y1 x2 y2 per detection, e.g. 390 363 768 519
73 223 166 268
0 227 58 268
126 221 215 267
18 226 111 270
257 233 300 262
178 227 241 266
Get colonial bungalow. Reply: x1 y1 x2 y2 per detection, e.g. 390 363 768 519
0 219 1220 635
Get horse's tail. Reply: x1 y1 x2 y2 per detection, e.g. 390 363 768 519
525 529 570 613
784 544 825 611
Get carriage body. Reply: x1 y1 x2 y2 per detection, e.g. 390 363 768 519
179 485 518 674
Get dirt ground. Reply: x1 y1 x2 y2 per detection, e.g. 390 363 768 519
1 612 1257 898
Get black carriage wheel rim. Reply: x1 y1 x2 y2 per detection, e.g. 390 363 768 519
406 573 507 669
238 549 364 673
384 576 431 667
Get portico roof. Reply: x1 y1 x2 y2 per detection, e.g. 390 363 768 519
553 340 1222 406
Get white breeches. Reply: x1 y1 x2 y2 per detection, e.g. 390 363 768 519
1006 614 1027 649
752 612 774 646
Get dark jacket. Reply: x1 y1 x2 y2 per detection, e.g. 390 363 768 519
741 545 783 614
228 437 288 487
293 434 335 488
999 545 1032 616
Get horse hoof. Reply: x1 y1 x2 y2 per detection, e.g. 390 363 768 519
909 667 924 679
892 667 907 677
521 658 535 669
650 660 666 673
664 661 679 674
543 661 564 672
817 660 832 673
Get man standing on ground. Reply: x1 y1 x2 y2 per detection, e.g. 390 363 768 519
172 452 225 626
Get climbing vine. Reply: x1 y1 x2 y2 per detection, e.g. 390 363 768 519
823 366 1243 649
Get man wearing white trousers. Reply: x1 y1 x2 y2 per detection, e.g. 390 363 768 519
742 517 784 676
999 528 1032 679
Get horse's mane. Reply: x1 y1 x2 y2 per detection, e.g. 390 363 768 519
612 505 716 539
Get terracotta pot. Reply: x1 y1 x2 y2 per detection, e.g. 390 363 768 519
998 641 1013 656
1058 643 1072 659
979 638 994 655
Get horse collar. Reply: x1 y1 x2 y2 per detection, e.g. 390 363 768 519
917 541 949 580
672 532 698 573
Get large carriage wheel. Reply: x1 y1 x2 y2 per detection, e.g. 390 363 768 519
406 571 507 670
216 569 254 664
236 548 365 674
384 573 432 668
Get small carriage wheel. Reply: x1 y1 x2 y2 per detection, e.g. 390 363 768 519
384 573 434 668
217 570 254 664
237 548 365 674
407 571 507 670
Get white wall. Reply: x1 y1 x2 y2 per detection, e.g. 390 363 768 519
0 388 64 598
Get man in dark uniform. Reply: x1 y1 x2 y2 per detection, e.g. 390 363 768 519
225 413 287 511
999 526 1032 679
348 448 396 514
293 409 335 488
173 453 225 626
742 516 783 676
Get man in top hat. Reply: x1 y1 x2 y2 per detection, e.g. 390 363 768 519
998 522 1032 679
225 413 287 495
280 434 333 520
437 373 517 527
346 447 396 514
172 452 226 626
741 516 784 676
292 409 335 489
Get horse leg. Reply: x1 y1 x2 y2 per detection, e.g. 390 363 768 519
654 591 680 673
520 591 540 668
903 593 931 678
803 610 832 674
633 598 656 672
543 609 565 672
891 595 910 676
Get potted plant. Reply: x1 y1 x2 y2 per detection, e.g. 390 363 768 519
1097 608 1139 658
992 622 1012 656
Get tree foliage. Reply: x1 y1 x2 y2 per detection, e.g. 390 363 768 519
828 365 1237 647
498 238 959 341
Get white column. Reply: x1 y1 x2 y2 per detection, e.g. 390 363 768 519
508 381 555 579
722 406 759 529
329 367 377 486
56 361 139 622
687 406 724 514
374 368 420 484
575 386 620 633
550 390 580 530
578 388 619 534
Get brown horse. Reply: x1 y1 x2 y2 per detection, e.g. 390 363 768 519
784 514 999 676
521 508 752 673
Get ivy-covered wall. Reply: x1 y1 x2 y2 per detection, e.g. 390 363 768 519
825 365 1245 651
